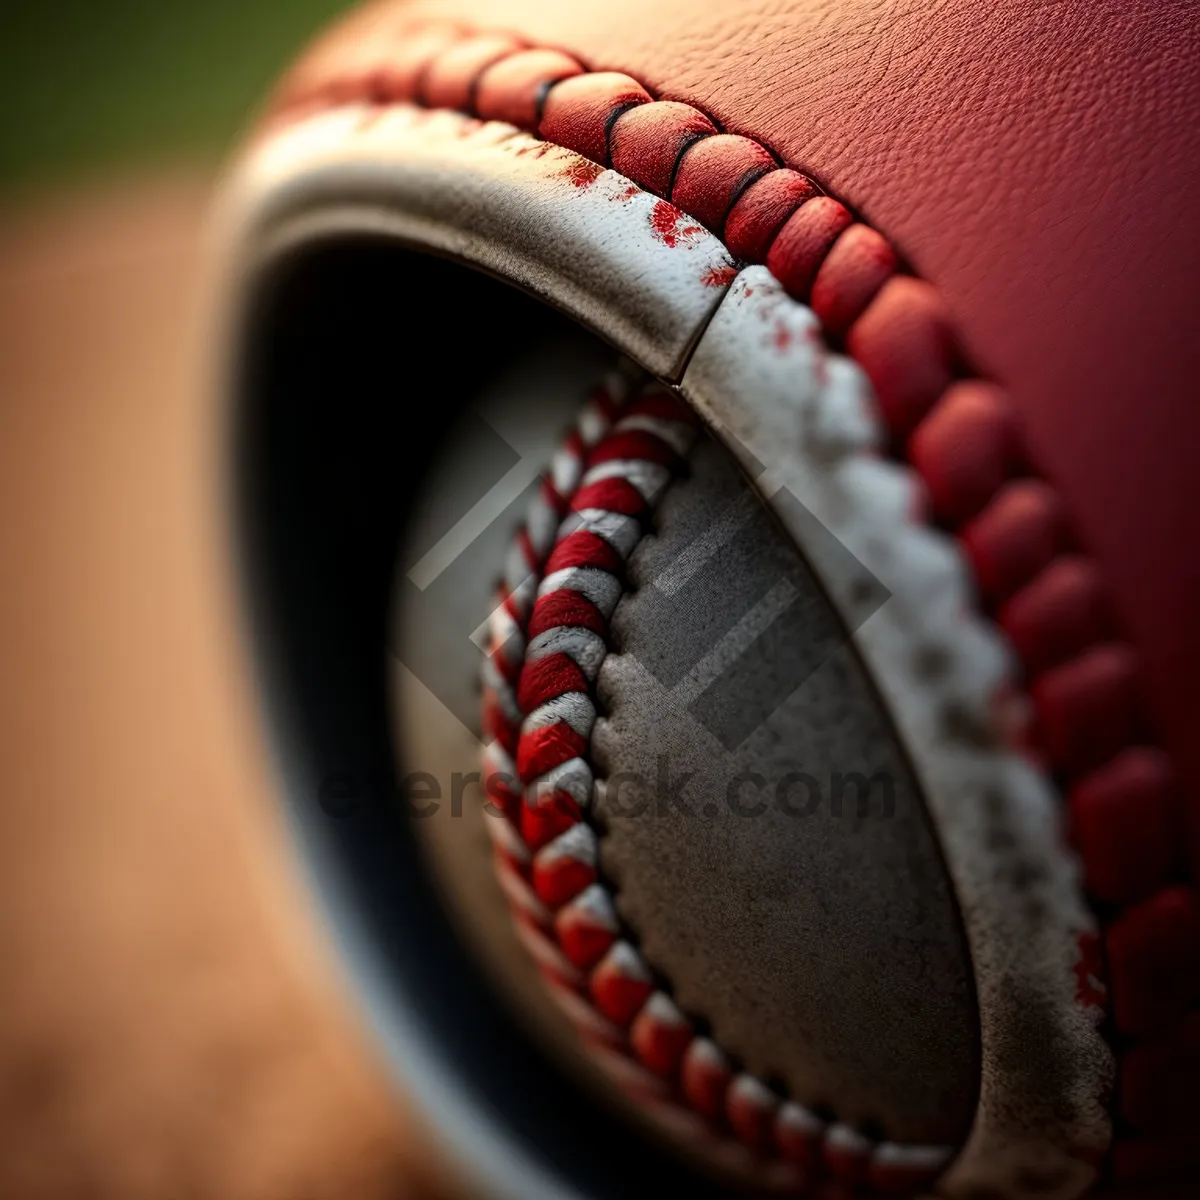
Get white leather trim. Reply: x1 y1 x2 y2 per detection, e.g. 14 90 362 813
682 266 1113 1200
222 103 735 380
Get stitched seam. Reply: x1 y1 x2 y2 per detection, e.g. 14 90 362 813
718 161 777 225
271 17 1193 1177
599 100 640 168
480 373 955 1189
532 77 556 125
664 129 715 199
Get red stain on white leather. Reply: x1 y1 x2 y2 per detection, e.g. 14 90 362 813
701 264 738 287
648 200 704 248
561 157 604 188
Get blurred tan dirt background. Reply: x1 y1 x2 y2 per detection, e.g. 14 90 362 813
0 175 447 1200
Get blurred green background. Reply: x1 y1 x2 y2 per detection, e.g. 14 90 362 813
1 0 353 196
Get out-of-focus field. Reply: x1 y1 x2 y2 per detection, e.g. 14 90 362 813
0 121 444 1200
0 7 454 1197
1 1 349 196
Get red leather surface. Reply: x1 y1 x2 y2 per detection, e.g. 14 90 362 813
262 0 1200 1186
387 0 1200 859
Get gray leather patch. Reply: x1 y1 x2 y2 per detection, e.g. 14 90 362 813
591 434 980 1146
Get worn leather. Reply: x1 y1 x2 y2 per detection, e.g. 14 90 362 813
383 0 1200 830
592 433 979 1147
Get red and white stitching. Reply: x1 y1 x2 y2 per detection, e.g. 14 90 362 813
269 13 1198 1183
479 374 952 1194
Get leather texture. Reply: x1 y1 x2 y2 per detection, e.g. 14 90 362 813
592 433 978 1147
251 0 1200 1190
375 0 1200 854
